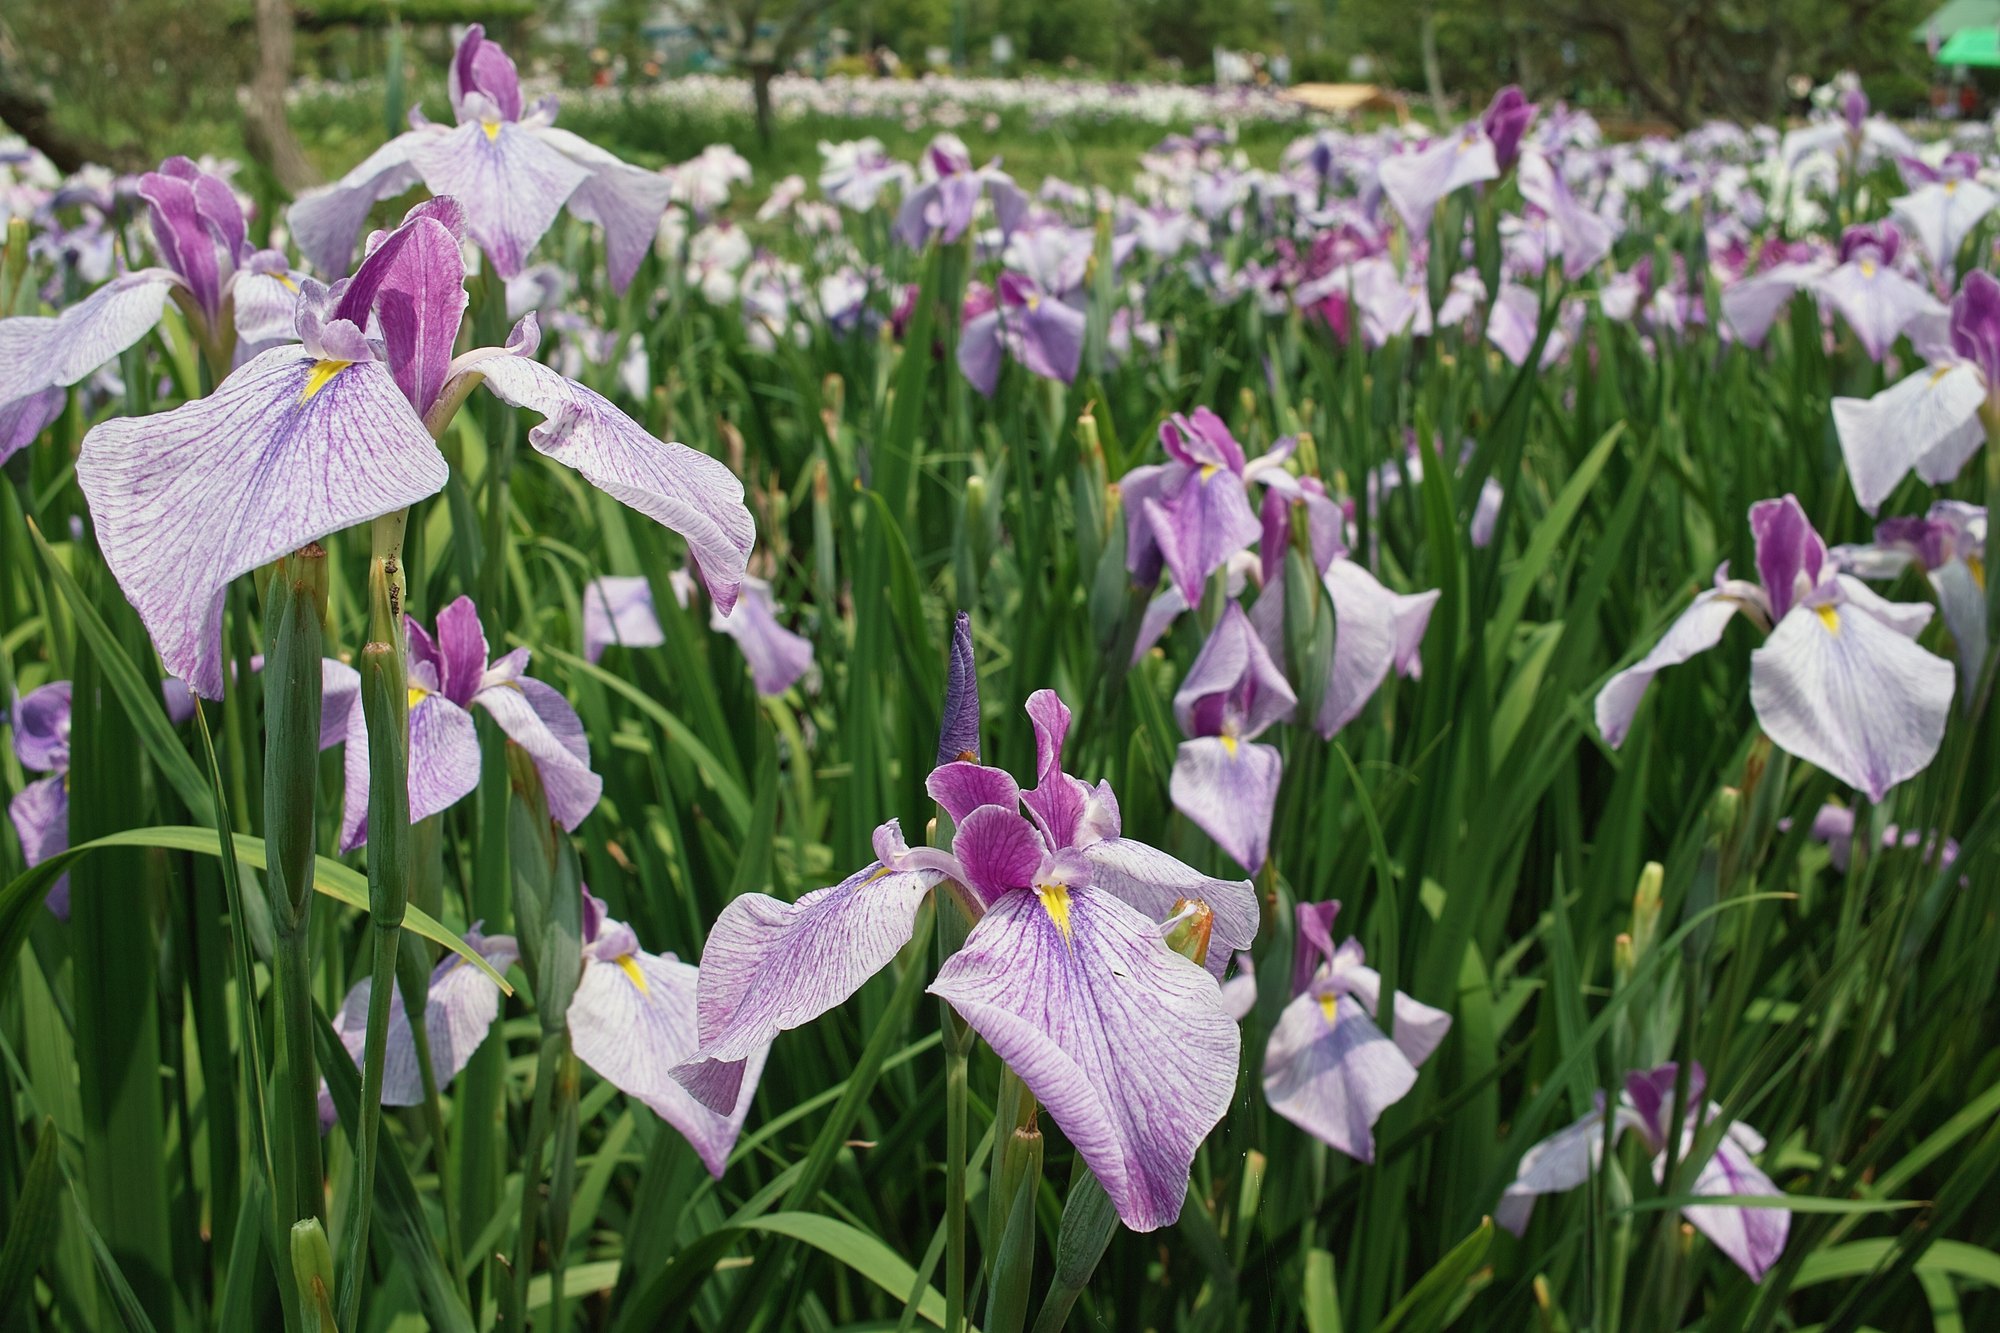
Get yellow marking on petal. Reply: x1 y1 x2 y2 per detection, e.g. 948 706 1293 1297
300 359 352 404
1199 464 1220 483
1817 605 1841 634
1039 883 1074 946
483 120 502 142
1947 180 1960 195
275 273 298 292
1931 364 1955 387
1970 555 1986 590
407 685 429 710
1860 260 1878 279
1318 993 1338 1023
1220 734 1239 757
615 954 649 993
864 864 895 884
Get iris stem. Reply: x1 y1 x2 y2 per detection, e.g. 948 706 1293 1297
944 1031 969 1333
337 509 414 1331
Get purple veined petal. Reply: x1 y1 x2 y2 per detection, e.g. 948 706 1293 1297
1218 951 1258 1021
0 269 180 411
334 209 468 420
339 688 483 853
1519 150 1615 280
1169 735 1282 875
1831 364 1985 515
1931 559 1988 700
1323 945 1453 1069
1719 262 1826 348
582 575 666 663
137 170 223 320
1009 285 1086 385
320 657 360 751
531 128 677 295
406 122 590 279
712 577 814 696
1119 463 1173 586
1485 281 1544 367
569 941 768 1178
674 842 942 1113
1174 602 1298 742
1892 179 2000 275
288 136 427 280
1376 126 1499 234
76 346 448 699
1495 1099 1620 1235
479 647 532 690
1162 407 1247 476
1749 597 1955 802
1313 559 1420 738
1811 262 1945 363
231 268 307 349
1678 1125 1790 1282
431 595 489 706
937 610 982 766
11 681 72 773
472 676 603 831
1144 465 1263 607
926 762 1021 824
328 931 519 1111
951 803 1045 900
449 24 525 124
0 386 66 466
1834 574 1933 639
1594 588 1746 748
1262 985 1418 1162
9 774 69 919
1078 837 1257 979
467 355 754 616
929 884 1239 1232
1749 495 1828 621
1622 1061 1706 1150
957 304 1004 398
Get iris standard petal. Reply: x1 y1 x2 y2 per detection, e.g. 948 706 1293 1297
11 681 71 773
1377 128 1499 233
926 762 1021 824
1170 735 1282 874
929 885 1239 1232
1079 837 1256 978
468 354 754 615
951 804 1045 900
407 121 590 278
675 850 942 1113
473 676 603 831
77 347 448 699
1749 599 1954 802
1831 364 1985 514
1262 987 1417 1162
1749 494 1827 621
531 127 677 295
1594 589 1745 747
1324 952 1453 1069
569 944 767 1178
1315 560 1428 738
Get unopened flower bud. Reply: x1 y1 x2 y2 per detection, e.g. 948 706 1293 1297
1632 861 1664 957
290 1218 336 1333
1165 898 1215 969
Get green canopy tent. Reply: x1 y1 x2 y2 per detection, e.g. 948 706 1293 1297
1917 0 2000 45
1938 26 2000 64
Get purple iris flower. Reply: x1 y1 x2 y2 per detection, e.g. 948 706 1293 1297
1780 85 1916 171
1890 154 1996 276
1497 1062 1789 1282
1376 120 1501 235
1596 496 1954 802
818 137 913 213
290 25 673 292
673 688 1254 1231
1125 203 1205 258
324 888 767 1176
0 156 303 463
1260 901 1450 1162
1169 604 1297 873
1122 408 1291 605
1719 241 1835 349
894 134 1028 249
957 273 1085 396
1810 223 1943 363
1518 149 1616 280
582 575 672 662
1832 270 2000 513
579 572 813 696
75 196 752 700
1481 86 1538 173
7 682 72 919
1833 501 1986 697
1802 803 1961 876
322 595 600 853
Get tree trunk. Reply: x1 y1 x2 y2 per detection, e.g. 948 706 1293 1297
752 63 776 146
244 0 317 193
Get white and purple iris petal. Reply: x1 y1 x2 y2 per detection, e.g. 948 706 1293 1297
1810 223 1943 363
7 681 72 918
1168 604 1297 873
1833 502 1988 698
583 575 668 663
712 577 814 697
1377 121 1499 235
1122 407 1264 604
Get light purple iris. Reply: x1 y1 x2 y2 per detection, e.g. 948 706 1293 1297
7 682 72 919
1518 149 1616 280
957 273 1085 396
579 572 813 696
1802 803 1961 876
1169 604 1297 873
323 595 599 853
1376 120 1500 235
324 889 766 1176
1718 242 1834 349
290 25 672 292
673 689 1253 1231
75 196 752 700
1890 153 1997 277
1831 270 2000 513
1482 86 1538 173
0 156 303 463
1260 901 1450 1162
1596 495 1954 802
1810 223 1943 363
818 137 913 213
1122 408 1292 605
1497 1062 1789 1282
894 134 1028 249
1833 501 1986 697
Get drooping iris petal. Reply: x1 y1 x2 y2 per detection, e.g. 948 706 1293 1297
327 931 519 1111
1519 150 1615 279
1594 588 1746 747
0 386 65 466
8 774 69 918
1931 558 1988 698
1218 952 1258 1020
1719 263 1824 348
1169 735 1282 874
675 836 942 1112
1748 598 1954 802
1079 837 1257 979
1495 1101 1617 1235
1263 984 1419 1162
76 347 450 698
339 689 482 853
405 123 590 279
1892 179 2000 274
0 269 179 420
712 578 813 696
957 299 1004 398
468 355 753 615
1377 127 1499 234
472 675 603 831
1680 1126 1791 1282
532 128 678 295
929 885 1238 1232
568 942 767 1178
1143 464 1262 607
1830 364 1985 514
1812 262 1943 362
1006 281 1086 385
582 575 666 662
319 657 361 751
289 139 426 280
1324 941 1453 1069
11 681 72 773
1315 561 1439 738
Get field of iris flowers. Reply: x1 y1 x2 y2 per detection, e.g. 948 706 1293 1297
3 28 2000 1332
